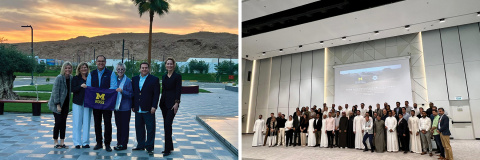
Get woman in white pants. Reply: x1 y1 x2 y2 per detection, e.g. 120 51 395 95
71 62 92 149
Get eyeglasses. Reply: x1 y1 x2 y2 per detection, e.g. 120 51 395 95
117 68 125 71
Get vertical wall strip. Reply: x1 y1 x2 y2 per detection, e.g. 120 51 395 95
287 55 292 115
439 29 450 99
299 53 303 108
277 56 282 114
310 51 314 107
457 27 470 99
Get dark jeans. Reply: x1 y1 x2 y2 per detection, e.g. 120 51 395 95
53 112 68 139
434 135 445 157
334 130 339 146
293 130 301 145
114 110 131 147
93 109 112 146
161 107 176 152
327 130 334 147
135 112 156 151
285 130 293 146
362 134 373 150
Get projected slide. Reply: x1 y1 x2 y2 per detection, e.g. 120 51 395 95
334 57 413 107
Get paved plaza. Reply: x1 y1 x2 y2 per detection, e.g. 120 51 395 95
0 88 238 160
242 134 480 160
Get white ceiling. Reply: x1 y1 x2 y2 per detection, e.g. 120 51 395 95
242 0 480 61
242 0 318 21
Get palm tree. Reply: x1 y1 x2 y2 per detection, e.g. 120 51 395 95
132 0 169 65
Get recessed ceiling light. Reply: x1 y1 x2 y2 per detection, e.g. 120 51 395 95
320 41 324 44
439 18 445 23
405 25 410 29
279 49 283 52
477 12 480 16
262 52 266 55
374 31 379 35
299 45 303 48
342 37 346 40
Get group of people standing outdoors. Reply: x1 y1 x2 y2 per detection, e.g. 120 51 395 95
252 101 454 160
48 55 182 156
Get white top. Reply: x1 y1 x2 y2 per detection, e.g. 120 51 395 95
285 120 293 131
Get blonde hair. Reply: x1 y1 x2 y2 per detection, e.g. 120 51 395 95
165 57 176 67
76 62 90 76
60 61 73 76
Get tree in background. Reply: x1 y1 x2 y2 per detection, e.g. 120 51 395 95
132 0 169 65
0 44 35 99
215 60 238 75
35 61 46 74
188 60 209 74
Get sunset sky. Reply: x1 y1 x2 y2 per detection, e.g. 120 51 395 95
0 0 238 43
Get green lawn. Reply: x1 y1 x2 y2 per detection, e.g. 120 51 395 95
14 70 61 77
13 84 53 92
3 92 73 113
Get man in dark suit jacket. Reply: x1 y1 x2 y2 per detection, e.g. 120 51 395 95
438 108 453 160
263 113 274 146
292 111 301 146
131 62 160 155
314 113 322 147
397 113 409 153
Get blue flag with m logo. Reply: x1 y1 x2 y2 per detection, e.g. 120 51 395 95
84 87 117 111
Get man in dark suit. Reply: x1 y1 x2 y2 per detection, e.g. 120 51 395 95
292 111 301 146
397 113 409 153
438 108 453 160
131 62 160 155
394 102 402 117
263 113 274 146
314 113 322 147
86 55 118 152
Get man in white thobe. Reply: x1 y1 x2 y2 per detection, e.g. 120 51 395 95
252 115 265 147
412 103 420 117
408 110 422 153
385 111 398 152
360 103 367 117
353 110 365 149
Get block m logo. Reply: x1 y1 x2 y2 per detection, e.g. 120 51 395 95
96 93 105 100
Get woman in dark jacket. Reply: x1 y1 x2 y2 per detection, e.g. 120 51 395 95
159 57 182 156
113 62 133 151
48 61 73 149
300 114 308 146
71 62 91 149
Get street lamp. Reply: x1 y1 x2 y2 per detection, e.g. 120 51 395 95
21 25 34 85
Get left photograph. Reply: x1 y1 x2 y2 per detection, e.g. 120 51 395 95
0 0 238 159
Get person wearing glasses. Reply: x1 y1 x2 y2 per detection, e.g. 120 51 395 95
86 55 118 152
113 62 133 151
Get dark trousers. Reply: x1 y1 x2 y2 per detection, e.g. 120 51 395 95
362 134 373 150
327 130 334 147
114 110 131 147
135 112 156 151
399 134 410 152
293 130 300 146
434 135 445 157
285 130 293 146
93 109 112 146
53 112 68 139
334 130 339 146
161 107 176 152
263 127 270 146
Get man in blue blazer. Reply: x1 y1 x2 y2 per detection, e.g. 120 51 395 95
437 108 453 160
131 62 160 155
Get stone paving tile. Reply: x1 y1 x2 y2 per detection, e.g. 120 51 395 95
0 88 238 159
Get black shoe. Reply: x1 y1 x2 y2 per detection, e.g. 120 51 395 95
163 152 171 156
75 145 81 149
148 150 154 155
114 145 126 151
93 145 103 150
105 146 112 152
132 147 145 150
404 151 408 154
364 149 368 152
82 145 90 148
371 150 374 152
161 150 174 153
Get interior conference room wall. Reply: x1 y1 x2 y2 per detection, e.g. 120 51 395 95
422 22 480 139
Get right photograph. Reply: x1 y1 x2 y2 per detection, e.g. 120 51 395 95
241 0 480 160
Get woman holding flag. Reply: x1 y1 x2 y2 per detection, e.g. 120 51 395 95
113 62 133 151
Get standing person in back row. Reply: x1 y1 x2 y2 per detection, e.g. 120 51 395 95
160 57 182 156
72 62 91 149
86 55 118 152
132 62 160 155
